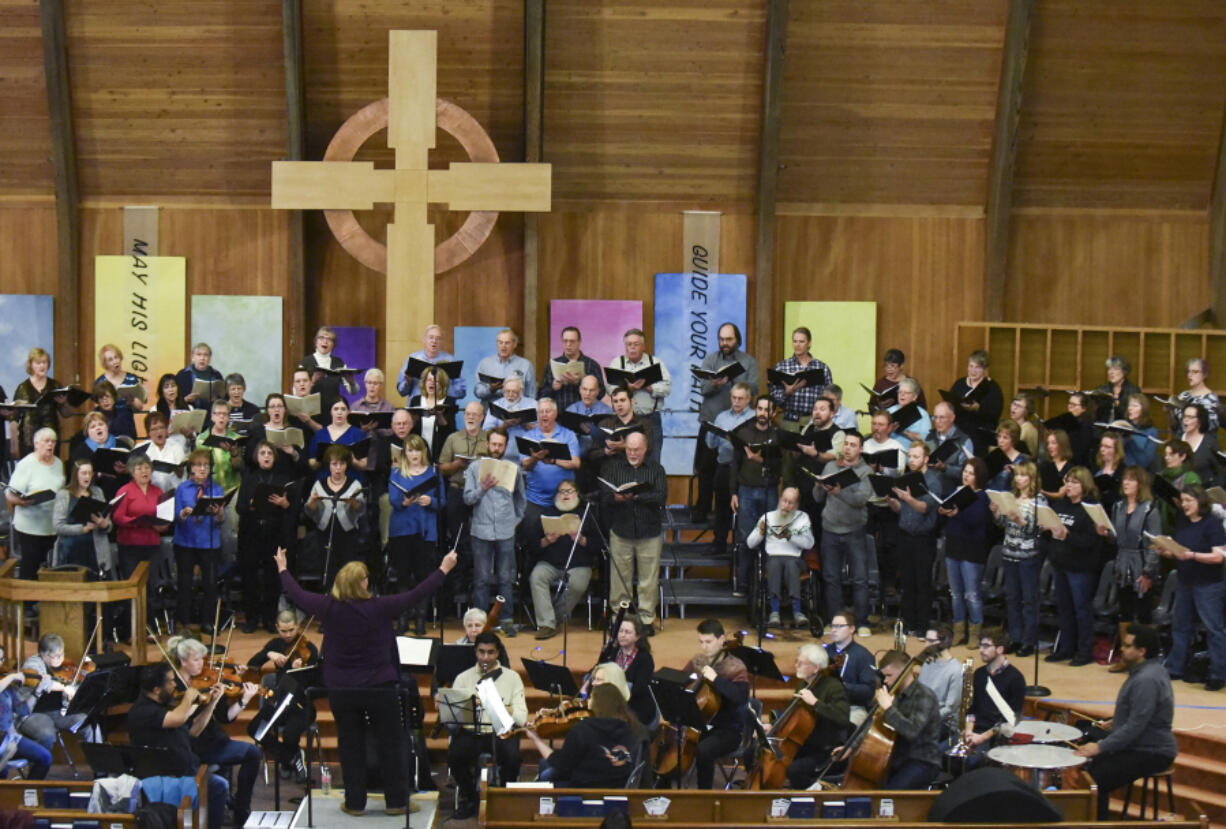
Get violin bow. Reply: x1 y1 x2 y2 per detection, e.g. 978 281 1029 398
218 616 236 672
146 626 194 692
208 599 222 666
286 615 316 663
69 618 102 688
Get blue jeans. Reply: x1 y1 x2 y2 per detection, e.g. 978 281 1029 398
5 736 51 779
1166 579 1226 681
471 537 517 611
946 558 985 625
197 737 261 818
1052 566 1095 659
1003 557 1040 648
736 485 778 587
205 774 229 829
821 527 870 624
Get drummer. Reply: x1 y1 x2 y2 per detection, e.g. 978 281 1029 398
1074 624 1177 820
961 628 1025 770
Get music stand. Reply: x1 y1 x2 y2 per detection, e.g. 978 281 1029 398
435 644 477 689
729 645 785 697
436 688 502 793
104 664 142 706
648 672 708 788
520 658 579 701
395 635 439 675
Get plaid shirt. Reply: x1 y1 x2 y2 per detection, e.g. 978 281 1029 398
768 354 832 421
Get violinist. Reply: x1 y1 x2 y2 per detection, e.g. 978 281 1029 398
781 643 851 790
448 632 527 820
167 636 262 828
18 634 91 753
826 611 877 724
127 663 229 829
524 684 646 789
837 649 942 790
684 619 749 790
0 646 50 779
245 610 319 783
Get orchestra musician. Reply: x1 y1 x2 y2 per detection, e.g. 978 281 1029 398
274 546 457 816
781 643 851 790
961 628 1025 770
683 619 750 790
245 611 320 783
524 684 647 789
447 631 527 820
18 633 93 753
599 618 656 729
826 611 877 724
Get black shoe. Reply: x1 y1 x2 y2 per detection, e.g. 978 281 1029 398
278 760 292 780
1015 645 1035 658
1045 652 1071 663
644 624 656 637
453 800 477 820
1206 678 1225 691
1069 655 1093 667
234 811 250 828
414 617 427 636
292 756 308 785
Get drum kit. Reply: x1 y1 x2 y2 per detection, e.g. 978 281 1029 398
987 720 1087 789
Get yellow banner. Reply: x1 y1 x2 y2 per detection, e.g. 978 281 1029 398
784 301 877 432
94 254 186 402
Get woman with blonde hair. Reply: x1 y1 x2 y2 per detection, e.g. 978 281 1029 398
12 347 72 456
990 460 1040 656
274 545 456 816
387 434 443 634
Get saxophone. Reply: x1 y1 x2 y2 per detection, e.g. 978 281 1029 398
947 658 976 758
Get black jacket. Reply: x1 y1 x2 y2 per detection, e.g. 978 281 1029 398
549 717 643 788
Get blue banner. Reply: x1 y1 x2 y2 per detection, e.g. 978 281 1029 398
653 273 747 475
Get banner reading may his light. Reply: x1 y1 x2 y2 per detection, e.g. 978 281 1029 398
95 255 186 402
654 273 747 475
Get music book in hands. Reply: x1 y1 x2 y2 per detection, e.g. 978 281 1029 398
284 393 321 418
985 489 1019 515
597 477 653 495
1 484 55 506
862 448 901 469
604 362 664 388
68 491 126 525
347 411 393 430
152 492 177 525
889 402 922 432
264 427 305 449
253 481 297 506
766 367 826 387
559 411 603 432
599 421 643 441
861 382 900 405
191 378 226 401
869 471 927 499
938 383 989 405
312 437 371 461
515 436 572 461
815 466 861 490
476 676 516 736
1143 531 1189 557
690 362 744 382
202 433 246 451
313 364 361 377
391 475 438 499
115 382 146 402
1035 504 1065 533
1206 486 1226 506
938 485 979 511
550 359 587 380
169 409 207 433
191 487 239 516
488 402 537 424
93 445 131 472
1043 412 1082 433
1082 502 1114 534
541 513 581 536
478 458 518 492
37 386 92 408
405 358 463 382
929 439 968 466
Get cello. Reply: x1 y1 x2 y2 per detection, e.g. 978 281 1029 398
746 651 845 790
835 644 940 790
650 632 742 778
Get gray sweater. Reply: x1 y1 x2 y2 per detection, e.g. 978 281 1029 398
462 460 527 541
813 459 870 533
1097 658 1177 759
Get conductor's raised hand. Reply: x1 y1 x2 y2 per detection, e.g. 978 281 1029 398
273 547 289 573
439 549 459 574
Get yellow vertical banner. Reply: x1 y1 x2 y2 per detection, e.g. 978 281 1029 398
94 255 186 400
784 301 877 431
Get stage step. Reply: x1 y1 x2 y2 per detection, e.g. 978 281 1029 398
664 542 731 571
664 578 744 618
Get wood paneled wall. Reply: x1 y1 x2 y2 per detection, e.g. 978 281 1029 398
774 213 985 393
0 0 53 194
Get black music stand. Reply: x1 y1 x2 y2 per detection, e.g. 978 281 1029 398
435 644 478 689
520 658 579 701
304 686 413 829
648 672 708 789
730 645 785 697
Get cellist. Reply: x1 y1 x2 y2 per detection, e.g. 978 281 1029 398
683 619 750 789
781 643 851 789
835 650 943 790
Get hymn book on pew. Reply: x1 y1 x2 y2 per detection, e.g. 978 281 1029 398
489 402 537 424
515 436 573 461
68 491 126 525
191 378 227 401
263 426 305 449
766 367 827 388
192 487 239 516
477 457 518 492
284 393 321 418
690 362 744 382
169 408 207 433
604 362 664 389
405 357 463 382
541 514 582 536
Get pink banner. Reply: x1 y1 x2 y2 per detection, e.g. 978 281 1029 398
548 300 643 370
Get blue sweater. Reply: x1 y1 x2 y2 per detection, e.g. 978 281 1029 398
173 479 224 549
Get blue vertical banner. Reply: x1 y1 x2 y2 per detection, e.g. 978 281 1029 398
452 326 504 406
653 273 748 475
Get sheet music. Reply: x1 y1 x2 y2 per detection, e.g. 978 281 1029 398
156 496 175 523
396 635 434 667
477 677 514 735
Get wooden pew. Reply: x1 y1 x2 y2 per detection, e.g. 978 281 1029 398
479 785 1103 827
0 779 191 828
79 743 210 829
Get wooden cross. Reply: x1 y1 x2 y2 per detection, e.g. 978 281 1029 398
270 30 551 399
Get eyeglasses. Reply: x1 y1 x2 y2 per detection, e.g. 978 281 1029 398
923 637 941 644
830 623 850 629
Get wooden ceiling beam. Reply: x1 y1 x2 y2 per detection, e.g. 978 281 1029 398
523 0 545 365
1210 97 1226 326
984 0 1034 321
754 0 789 367
39 0 80 384
282 0 306 366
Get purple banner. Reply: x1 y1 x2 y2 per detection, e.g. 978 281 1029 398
548 300 643 372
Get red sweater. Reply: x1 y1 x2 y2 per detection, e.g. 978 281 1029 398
113 481 165 547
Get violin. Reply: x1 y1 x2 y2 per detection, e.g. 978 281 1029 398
501 697 590 740
185 663 274 702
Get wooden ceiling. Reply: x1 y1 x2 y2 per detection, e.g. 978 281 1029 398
1 0 1224 209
